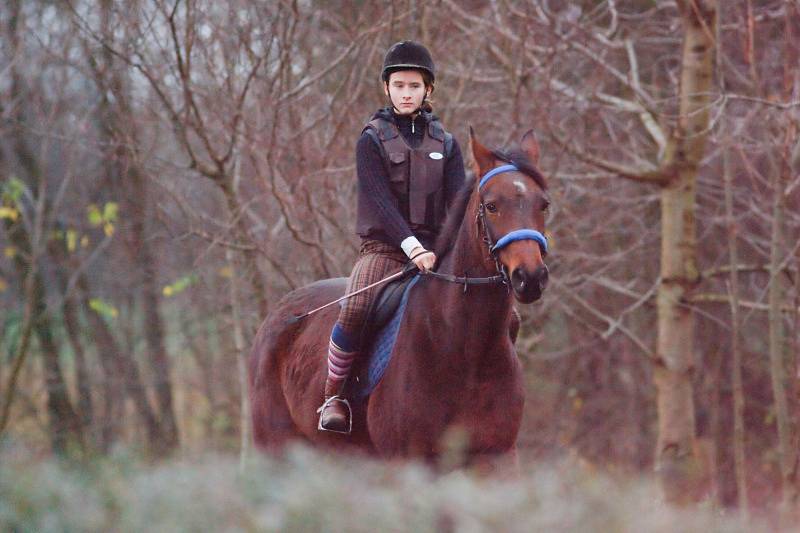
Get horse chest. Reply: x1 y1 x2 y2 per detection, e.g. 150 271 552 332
369 360 524 456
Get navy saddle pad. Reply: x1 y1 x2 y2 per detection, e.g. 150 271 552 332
344 274 420 401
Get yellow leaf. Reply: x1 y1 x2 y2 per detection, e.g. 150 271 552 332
103 202 119 222
81 235 89 248
572 397 583 411
66 230 77 252
88 204 102 226
163 286 174 297
103 222 114 237
4 246 16 259
0 277 6 292
219 266 233 278
89 298 118 319
0 206 19 221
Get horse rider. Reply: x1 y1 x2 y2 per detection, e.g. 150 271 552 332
318 41 467 432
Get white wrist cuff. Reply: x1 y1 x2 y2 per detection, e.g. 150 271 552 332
400 236 423 258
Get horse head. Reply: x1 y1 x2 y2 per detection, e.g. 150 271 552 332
469 129 550 303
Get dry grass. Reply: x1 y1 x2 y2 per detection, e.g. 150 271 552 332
0 441 776 532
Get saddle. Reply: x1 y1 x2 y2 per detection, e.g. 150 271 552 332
362 269 417 342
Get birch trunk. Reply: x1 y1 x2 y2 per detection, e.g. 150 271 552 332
654 0 716 503
226 247 251 468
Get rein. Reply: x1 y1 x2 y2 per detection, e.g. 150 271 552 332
421 270 505 293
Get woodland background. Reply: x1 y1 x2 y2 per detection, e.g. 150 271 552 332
1 0 799 523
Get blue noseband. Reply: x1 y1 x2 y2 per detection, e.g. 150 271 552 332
491 229 548 254
479 164 548 256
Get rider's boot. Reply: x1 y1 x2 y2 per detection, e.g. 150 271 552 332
318 376 350 433
318 333 357 433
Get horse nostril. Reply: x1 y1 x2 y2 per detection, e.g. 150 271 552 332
511 268 526 292
534 265 549 289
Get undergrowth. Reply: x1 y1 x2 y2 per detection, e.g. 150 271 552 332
0 441 774 532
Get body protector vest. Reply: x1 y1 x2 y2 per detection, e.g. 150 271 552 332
356 115 448 240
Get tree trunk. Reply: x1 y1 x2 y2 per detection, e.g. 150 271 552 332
88 0 180 453
654 0 716 504
3 0 85 452
724 141 749 517
226 248 251 468
49 240 95 444
77 274 163 452
768 145 792 517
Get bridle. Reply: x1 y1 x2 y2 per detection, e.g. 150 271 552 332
424 163 549 290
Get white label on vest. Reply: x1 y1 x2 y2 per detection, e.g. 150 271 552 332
429 152 443 160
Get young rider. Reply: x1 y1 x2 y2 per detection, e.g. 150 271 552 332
318 41 466 432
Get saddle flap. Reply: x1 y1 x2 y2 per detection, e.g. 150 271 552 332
366 272 417 333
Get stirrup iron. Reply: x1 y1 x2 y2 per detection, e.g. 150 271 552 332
316 395 352 434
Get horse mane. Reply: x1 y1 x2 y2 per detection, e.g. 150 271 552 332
433 146 547 260
433 175 477 258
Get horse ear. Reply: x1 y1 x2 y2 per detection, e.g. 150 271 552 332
520 129 540 167
469 126 495 176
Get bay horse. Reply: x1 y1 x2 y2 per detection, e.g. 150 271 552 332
249 129 549 466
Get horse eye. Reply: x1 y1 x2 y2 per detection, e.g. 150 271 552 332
541 199 550 212
485 203 497 213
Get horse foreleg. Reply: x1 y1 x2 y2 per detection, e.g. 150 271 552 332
509 307 520 345
469 446 521 479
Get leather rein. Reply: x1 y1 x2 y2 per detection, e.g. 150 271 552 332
423 163 549 290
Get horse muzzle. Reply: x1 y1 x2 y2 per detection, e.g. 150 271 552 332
510 264 548 303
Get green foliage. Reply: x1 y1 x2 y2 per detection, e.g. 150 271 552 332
88 298 118 319
87 203 118 237
0 443 767 532
162 274 198 297
1 311 23 362
2 176 25 204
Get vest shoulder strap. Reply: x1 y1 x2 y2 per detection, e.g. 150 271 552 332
427 118 453 158
364 118 399 141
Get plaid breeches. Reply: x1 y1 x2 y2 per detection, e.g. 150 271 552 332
336 239 408 342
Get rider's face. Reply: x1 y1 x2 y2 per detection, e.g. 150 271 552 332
384 70 428 115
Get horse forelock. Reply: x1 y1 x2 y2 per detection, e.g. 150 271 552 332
490 148 547 191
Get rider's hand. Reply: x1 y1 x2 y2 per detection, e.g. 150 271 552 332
411 248 436 272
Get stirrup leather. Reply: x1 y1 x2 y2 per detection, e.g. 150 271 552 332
316 395 352 434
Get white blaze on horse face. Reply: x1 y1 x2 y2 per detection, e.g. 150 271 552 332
513 180 527 194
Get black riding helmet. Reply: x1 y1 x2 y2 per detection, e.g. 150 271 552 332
381 41 435 83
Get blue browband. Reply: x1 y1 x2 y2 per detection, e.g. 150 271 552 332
478 164 518 189
479 164 549 255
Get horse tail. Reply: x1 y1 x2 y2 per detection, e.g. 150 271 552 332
248 302 304 450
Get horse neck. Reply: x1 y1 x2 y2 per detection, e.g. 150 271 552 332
428 188 513 338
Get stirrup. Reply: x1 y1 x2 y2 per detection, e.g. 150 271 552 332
316 395 352 434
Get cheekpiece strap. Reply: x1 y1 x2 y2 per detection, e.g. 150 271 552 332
479 164 518 189
491 229 548 254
